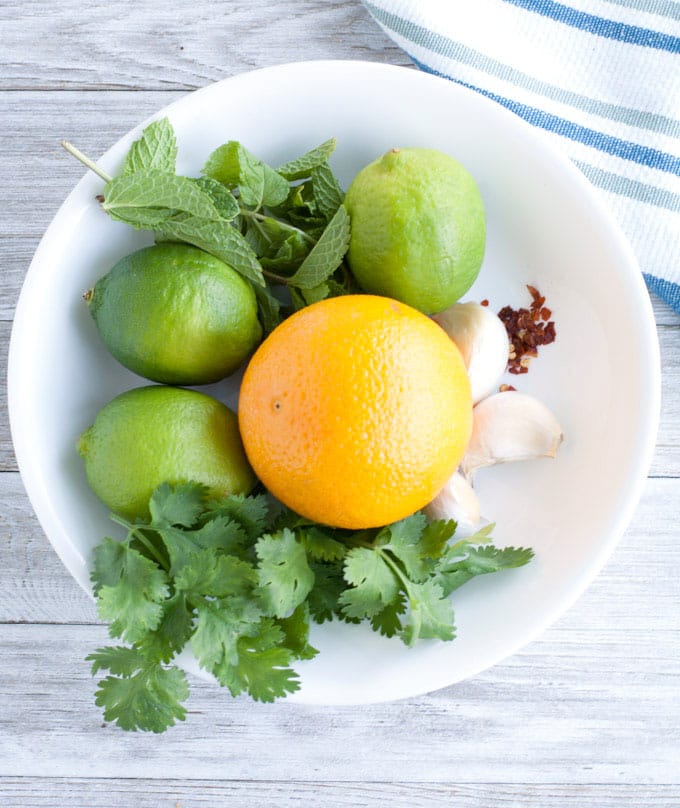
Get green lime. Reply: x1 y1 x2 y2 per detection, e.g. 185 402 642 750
87 243 262 385
344 147 486 314
77 385 256 520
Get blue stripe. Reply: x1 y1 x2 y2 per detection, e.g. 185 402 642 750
502 0 680 52
643 273 680 311
409 54 680 176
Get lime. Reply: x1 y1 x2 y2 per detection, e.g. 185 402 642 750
344 147 486 314
77 385 256 520
87 243 262 385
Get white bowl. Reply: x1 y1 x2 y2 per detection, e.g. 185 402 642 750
8 61 660 705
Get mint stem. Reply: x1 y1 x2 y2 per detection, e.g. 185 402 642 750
61 141 113 184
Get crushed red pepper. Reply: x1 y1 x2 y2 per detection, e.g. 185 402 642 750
498 285 556 375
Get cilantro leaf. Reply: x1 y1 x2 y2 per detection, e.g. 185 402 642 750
307 562 347 623
277 138 337 180
380 513 432 582
277 603 318 661
191 596 264 673
88 645 146 677
95 543 169 643
149 481 207 528
120 118 177 176
91 536 127 596
93 662 189 733
437 544 534 597
299 527 347 562
286 204 350 289
256 529 315 618
401 579 455 646
189 514 249 556
339 547 399 619
215 626 300 702
370 592 407 638
138 592 195 663
205 493 271 541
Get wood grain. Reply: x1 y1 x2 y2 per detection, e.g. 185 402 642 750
0 0 407 91
0 621 678 782
0 779 677 807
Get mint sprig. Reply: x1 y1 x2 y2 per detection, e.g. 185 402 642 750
63 120 354 333
88 482 533 732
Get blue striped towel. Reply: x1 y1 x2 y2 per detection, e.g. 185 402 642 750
362 0 680 313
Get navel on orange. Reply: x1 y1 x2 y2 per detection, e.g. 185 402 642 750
238 295 473 529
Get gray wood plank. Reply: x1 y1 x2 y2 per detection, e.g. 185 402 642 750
0 620 678 782
0 779 678 807
0 0 408 91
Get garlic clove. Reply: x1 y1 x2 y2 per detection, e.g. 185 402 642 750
433 301 509 404
424 471 483 536
461 391 563 479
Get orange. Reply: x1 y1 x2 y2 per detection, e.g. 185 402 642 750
238 295 473 529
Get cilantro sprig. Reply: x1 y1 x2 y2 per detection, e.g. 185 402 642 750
88 482 533 733
62 120 352 332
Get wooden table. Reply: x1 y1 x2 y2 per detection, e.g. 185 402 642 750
1 2 679 805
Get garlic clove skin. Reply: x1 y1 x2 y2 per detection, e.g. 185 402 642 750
461 391 563 480
424 471 483 536
433 301 510 404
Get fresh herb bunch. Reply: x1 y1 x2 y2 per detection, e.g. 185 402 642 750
63 118 352 333
89 481 533 733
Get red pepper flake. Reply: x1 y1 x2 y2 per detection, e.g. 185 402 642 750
498 285 556 375
499 383 517 392
480 299 489 307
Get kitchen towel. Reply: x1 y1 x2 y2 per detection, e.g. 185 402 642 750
362 0 680 313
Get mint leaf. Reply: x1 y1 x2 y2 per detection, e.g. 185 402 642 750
287 204 350 289
253 283 283 334
149 481 208 528
120 118 177 176
192 176 239 220
256 529 314 618
95 543 169 643
311 161 344 220
93 662 189 733
103 173 220 225
277 138 337 180
202 141 289 208
155 215 265 286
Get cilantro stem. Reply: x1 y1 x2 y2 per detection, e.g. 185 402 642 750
109 514 169 570
61 141 113 184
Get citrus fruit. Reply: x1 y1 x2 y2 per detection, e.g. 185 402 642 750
77 385 256 520
87 243 262 385
344 147 486 314
238 294 472 529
